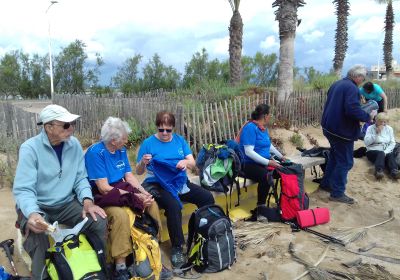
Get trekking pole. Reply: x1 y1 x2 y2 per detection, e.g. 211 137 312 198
0 239 18 276
287 222 345 247
302 228 346 246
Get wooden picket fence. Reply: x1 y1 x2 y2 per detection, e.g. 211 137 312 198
2 88 400 155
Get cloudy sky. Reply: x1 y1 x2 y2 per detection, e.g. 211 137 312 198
1 0 399 84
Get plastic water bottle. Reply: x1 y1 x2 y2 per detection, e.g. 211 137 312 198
199 218 208 227
0 266 10 280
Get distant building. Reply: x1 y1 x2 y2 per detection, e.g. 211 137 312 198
368 60 400 80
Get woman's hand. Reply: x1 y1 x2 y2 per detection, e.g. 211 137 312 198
141 154 152 166
119 189 129 195
268 159 282 168
176 159 188 171
376 124 384 134
136 193 154 208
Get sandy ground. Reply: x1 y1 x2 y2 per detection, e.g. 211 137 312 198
0 107 399 279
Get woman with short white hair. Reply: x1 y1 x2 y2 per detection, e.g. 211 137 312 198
85 117 172 280
364 113 399 180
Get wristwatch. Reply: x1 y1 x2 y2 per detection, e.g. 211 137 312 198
83 197 93 203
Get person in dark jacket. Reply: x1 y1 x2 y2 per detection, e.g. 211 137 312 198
320 65 377 204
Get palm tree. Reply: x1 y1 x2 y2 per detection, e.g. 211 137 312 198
272 0 305 103
228 0 243 86
376 0 395 79
332 0 350 78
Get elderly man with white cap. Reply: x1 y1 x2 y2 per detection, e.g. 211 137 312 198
13 104 107 279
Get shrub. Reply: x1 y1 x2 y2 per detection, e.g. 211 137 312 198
289 133 304 149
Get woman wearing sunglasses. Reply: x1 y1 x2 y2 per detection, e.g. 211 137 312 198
136 110 214 269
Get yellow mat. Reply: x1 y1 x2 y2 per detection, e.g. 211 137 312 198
159 178 319 242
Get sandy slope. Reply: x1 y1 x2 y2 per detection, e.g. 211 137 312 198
0 109 399 279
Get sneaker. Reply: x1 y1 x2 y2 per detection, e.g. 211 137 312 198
171 246 186 269
390 169 400 180
375 169 384 180
318 184 331 192
113 268 131 280
160 265 173 280
329 194 354 205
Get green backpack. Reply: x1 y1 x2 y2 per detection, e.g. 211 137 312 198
45 232 108 280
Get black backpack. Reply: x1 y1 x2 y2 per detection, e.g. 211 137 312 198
185 205 236 273
196 140 242 213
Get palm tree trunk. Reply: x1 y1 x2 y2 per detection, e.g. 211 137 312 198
383 0 394 79
273 0 305 103
229 10 243 86
333 0 350 78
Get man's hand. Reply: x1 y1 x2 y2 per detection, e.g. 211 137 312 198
370 109 378 120
82 199 107 221
27 213 48 234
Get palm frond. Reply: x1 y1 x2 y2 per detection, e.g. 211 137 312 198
234 221 282 251
354 263 400 280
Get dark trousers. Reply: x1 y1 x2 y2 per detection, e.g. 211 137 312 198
143 181 214 248
321 131 354 198
242 163 271 206
366 150 398 172
19 199 107 279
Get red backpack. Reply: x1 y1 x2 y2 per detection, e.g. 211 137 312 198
275 164 309 221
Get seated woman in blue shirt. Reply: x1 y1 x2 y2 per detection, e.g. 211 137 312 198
85 117 172 280
237 104 285 206
136 110 214 269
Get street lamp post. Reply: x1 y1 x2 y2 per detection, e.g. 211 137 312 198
46 1 58 103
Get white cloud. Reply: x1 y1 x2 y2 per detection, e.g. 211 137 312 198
201 36 229 56
350 16 385 41
303 30 325 43
260 36 278 50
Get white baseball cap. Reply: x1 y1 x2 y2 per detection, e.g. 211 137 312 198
37 104 80 125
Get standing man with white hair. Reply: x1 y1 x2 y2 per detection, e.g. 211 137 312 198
13 104 107 279
320 65 377 204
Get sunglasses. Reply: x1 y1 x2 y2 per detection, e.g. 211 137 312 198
51 121 76 130
158 128 172 133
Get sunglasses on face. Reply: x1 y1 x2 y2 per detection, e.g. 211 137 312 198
158 128 172 133
51 121 76 130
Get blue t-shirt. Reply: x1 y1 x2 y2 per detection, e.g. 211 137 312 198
85 141 132 185
359 83 384 101
137 134 192 183
239 122 271 164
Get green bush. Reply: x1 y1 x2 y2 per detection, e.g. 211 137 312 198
289 133 304 149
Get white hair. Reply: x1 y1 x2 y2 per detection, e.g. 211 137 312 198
101 117 132 144
347 64 367 79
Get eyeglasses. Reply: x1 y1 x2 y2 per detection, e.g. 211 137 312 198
158 128 172 133
50 121 76 130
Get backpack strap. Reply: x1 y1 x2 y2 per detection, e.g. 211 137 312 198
186 210 197 256
83 231 109 279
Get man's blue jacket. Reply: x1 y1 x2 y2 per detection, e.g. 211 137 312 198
321 77 370 141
